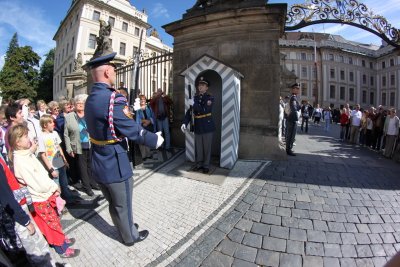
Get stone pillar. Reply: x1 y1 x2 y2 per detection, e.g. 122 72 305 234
164 1 288 160
64 71 87 99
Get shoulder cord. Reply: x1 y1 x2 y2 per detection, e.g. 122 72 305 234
108 91 122 142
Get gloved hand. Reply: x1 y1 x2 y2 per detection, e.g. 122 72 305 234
181 124 186 133
155 131 164 149
133 98 141 111
188 98 194 106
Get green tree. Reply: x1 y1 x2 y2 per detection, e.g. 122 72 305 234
35 48 54 102
0 33 40 101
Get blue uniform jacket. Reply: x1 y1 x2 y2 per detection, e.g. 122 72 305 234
85 83 158 184
287 94 300 122
183 93 215 134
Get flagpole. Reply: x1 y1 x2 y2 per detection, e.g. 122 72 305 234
313 31 319 106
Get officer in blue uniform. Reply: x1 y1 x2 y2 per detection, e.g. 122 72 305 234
85 49 164 245
286 83 301 156
181 77 215 173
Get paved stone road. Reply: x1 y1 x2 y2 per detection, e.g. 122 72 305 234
57 122 400 267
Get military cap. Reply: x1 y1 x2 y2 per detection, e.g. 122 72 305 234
198 77 210 86
86 52 117 68
291 83 300 88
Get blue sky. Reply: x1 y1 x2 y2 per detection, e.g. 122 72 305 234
0 0 399 69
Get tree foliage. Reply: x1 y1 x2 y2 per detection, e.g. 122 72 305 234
0 33 40 101
35 49 54 102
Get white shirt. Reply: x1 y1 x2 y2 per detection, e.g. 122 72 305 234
387 117 397 135
351 110 362 126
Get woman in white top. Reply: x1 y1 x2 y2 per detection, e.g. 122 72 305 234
383 108 400 158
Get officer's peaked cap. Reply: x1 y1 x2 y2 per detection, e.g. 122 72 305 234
198 77 210 86
291 83 300 88
86 52 117 68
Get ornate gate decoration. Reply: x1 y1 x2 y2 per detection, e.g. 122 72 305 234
285 0 400 48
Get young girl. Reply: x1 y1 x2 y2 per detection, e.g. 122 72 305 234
8 124 79 258
38 115 79 204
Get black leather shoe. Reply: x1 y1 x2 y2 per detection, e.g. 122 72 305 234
124 230 149 246
202 168 209 174
286 150 296 156
85 189 95 196
135 230 149 243
191 165 203 172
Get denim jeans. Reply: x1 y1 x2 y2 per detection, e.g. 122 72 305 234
156 118 170 149
57 166 74 202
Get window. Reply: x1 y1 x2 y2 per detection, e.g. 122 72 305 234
362 60 366 67
340 70 345 80
339 55 344 62
71 37 74 51
108 16 115 27
62 48 64 61
119 42 126 55
69 63 72 73
391 74 395 86
340 86 345 100
349 88 354 101
66 44 69 55
329 54 334 61
88 34 96 49
382 61 386 69
370 62 374 69
122 22 128 32
382 92 387 106
349 72 354 82
134 27 140 36
92 10 100 21
362 74 366 84
329 85 336 99
301 53 306 60
390 92 395 106
132 46 138 56
349 57 353 64
330 68 335 79
301 83 307 96
390 58 395 67
370 92 374 105
370 76 374 86
382 76 386 87
362 91 367 103
301 66 307 78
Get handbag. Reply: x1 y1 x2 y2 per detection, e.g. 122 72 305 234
0 203 22 251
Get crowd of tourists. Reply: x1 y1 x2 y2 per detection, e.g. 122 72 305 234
280 96 400 161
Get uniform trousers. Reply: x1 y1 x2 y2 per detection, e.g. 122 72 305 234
99 178 139 244
195 132 214 169
286 121 297 151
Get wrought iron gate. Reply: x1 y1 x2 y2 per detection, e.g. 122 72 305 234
116 52 173 100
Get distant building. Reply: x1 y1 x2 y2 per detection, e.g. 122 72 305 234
53 0 172 100
280 32 399 111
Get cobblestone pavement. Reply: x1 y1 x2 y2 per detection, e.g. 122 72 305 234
56 123 400 267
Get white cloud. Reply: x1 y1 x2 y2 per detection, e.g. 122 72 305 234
0 54 4 70
0 1 56 58
151 3 170 19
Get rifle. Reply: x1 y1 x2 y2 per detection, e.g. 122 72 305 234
130 29 144 104
129 29 144 166
188 84 194 132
